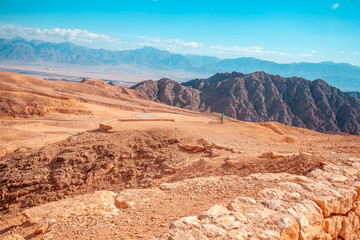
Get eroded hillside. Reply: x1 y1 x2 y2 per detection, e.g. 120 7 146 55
132 71 360 135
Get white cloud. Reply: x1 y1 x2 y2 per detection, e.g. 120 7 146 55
0 25 203 53
150 37 161 42
0 25 116 44
183 41 202 48
210 45 290 56
354 52 359 54
338 51 345 54
331 3 339 9
300 50 316 57
138 36 202 49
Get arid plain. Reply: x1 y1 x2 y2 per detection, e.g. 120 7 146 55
1 72 360 239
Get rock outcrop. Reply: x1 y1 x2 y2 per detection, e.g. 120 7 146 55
132 72 360 135
0 128 182 212
131 78 201 111
150 158 360 240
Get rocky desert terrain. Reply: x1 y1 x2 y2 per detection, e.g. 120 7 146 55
132 71 360 135
1 72 360 240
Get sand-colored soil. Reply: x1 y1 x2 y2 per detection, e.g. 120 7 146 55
0 72 359 240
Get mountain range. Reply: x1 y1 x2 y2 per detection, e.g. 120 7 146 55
131 71 360 135
347 91 360 100
1 38 360 91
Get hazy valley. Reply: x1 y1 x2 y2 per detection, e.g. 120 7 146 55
1 38 360 91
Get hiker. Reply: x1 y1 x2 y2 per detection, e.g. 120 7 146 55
221 112 224 124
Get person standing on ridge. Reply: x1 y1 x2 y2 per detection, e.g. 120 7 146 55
221 112 224 124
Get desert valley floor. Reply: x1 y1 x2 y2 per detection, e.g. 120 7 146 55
1 72 360 240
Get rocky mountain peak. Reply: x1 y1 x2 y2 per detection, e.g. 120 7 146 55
132 71 360 135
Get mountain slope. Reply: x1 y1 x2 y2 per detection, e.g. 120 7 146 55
347 91 360 100
1 38 360 91
131 78 201 111
132 71 360 135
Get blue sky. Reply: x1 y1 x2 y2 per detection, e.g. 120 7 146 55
0 0 359 65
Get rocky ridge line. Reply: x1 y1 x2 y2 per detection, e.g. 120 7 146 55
131 71 360 135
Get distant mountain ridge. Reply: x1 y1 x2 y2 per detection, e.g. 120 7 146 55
1 38 360 91
131 71 360 135
0 38 195 70
346 91 360 101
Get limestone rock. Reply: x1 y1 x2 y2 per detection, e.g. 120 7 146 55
150 161 360 240
287 200 324 240
99 123 113 131
353 201 360 216
323 215 344 238
260 199 289 212
201 224 227 238
339 211 360 240
313 231 332 240
307 164 358 184
242 205 277 223
169 228 207 240
3 235 25 240
179 144 206 152
258 230 280 240
278 216 300 240
227 197 257 212
249 172 295 182
199 204 232 221
168 216 206 240
348 157 360 162
353 181 360 201
209 149 222 157
212 215 241 230
34 223 49 234
224 159 236 167
227 229 248 240
275 180 357 217
212 144 226 150
114 198 134 209
258 188 285 199
260 152 294 159
305 182 357 217
170 216 202 230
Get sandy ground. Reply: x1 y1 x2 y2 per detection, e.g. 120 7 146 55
0 72 360 240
